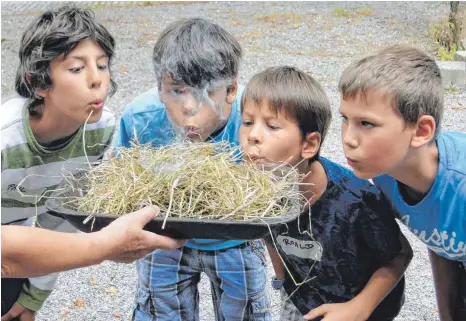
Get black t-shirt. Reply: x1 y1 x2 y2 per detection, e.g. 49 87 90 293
265 158 405 321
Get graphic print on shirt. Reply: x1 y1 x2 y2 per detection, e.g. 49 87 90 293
277 235 323 261
401 215 466 262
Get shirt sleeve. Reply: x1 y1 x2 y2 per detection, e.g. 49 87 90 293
356 191 403 265
17 281 52 311
17 214 76 311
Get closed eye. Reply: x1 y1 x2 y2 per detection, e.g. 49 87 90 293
361 121 375 128
98 64 108 71
169 88 190 95
69 67 84 73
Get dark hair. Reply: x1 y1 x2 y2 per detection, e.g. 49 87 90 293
152 18 242 89
15 4 117 111
339 44 444 137
242 66 332 162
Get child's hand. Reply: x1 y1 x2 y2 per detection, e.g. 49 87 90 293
1 302 36 321
303 302 367 321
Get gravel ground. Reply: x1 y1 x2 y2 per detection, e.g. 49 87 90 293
2 1 466 321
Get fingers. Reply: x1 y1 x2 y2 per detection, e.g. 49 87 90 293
140 231 186 250
20 311 35 321
119 249 154 263
1 303 22 321
1 313 12 321
129 206 160 228
131 206 185 250
303 304 328 320
109 234 185 263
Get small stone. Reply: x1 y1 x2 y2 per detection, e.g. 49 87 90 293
436 61 466 88
454 51 466 62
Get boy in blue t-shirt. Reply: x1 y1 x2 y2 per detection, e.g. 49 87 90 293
339 44 466 321
115 18 270 321
239 66 413 321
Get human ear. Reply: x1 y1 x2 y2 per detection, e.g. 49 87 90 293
301 132 321 160
410 115 436 148
35 85 50 97
225 79 238 105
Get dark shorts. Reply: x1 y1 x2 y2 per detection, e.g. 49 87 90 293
458 262 466 320
1 278 26 319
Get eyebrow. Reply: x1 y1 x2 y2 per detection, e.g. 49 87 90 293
339 110 380 122
168 80 183 86
66 54 108 62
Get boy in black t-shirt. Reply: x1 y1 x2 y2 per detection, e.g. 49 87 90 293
239 66 413 321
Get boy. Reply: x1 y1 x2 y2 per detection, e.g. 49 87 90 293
115 18 270 321
1 5 116 320
239 66 413 321
339 44 466 321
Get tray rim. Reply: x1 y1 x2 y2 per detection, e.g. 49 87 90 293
45 196 300 227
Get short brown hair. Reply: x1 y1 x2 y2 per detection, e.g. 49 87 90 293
152 18 242 89
339 45 444 137
242 66 332 161
15 4 117 112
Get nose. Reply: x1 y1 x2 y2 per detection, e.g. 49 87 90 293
248 124 263 145
182 94 200 117
88 66 102 90
342 122 358 149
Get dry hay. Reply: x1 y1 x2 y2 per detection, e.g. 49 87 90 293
62 141 303 223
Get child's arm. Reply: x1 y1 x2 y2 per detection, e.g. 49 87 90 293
304 233 412 321
263 239 285 280
428 249 461 321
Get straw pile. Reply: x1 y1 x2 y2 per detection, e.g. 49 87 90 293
63 141 302 222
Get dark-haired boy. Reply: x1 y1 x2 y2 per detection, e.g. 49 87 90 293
1 5 116 320
115 18 270 321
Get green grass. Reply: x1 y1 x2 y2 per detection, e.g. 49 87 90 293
355 7 373 16
255 12 302 25
333 6 374 19
333 7 351 18
444 84 458 93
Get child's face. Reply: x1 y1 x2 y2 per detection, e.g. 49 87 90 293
239 99 305 166
160 74 235 142
37 39 110 124
340 90 415 179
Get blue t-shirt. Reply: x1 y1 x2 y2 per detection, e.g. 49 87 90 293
374 131 466 265
115 87 245 250
265 158 405 320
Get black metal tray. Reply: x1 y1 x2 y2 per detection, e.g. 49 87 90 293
45 187 300 240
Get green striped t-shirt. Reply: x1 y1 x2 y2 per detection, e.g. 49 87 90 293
1 97 115 225
1 97 115 310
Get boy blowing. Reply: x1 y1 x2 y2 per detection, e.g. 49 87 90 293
339 44 466 321
1 5 116 320
239 66 413 321
115 18 270 321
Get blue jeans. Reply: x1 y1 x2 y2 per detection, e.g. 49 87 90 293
133 240 271 321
